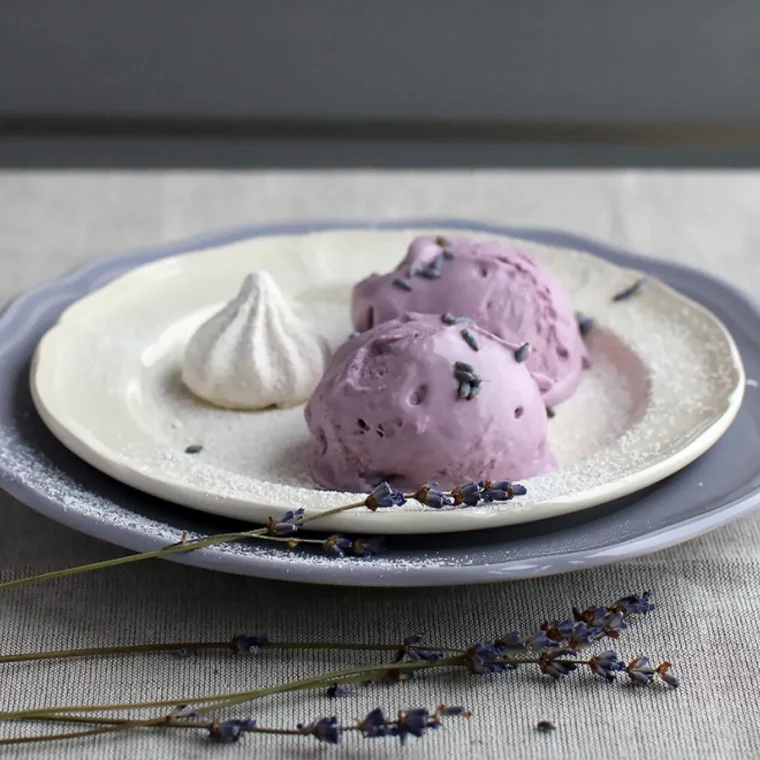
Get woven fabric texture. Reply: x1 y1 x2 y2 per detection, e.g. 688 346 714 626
1 171 758 759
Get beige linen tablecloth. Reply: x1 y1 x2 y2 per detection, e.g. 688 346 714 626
1 171 758 759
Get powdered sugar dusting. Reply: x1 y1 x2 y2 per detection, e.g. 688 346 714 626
29 228 744 535
0 432 468 572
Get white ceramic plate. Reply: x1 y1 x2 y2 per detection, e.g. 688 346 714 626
31 228 745 535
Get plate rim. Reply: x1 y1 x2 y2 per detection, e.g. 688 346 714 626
28 224 745 534
0 218 759 585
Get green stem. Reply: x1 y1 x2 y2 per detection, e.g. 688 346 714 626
28 715 209 728
0 657 464 722
185 656 464 719
0 715 387 746
0 711 228 746
0 726 125 746
0 499 365 593
0 642 225 663
0 640 461 664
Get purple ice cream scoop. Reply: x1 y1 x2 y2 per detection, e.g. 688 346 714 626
351 235 589 407
304 312 556 493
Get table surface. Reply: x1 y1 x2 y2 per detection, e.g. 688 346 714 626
1 170 758 760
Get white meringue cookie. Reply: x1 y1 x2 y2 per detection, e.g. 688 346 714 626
182 272 328 410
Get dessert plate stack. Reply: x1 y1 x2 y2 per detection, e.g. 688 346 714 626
1 221 758 586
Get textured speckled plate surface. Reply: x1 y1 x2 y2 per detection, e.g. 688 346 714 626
29 227 744 534
1 221 759 585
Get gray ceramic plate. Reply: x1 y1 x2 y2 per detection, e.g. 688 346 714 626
1 220 759 586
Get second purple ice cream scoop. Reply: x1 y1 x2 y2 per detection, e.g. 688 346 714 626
352 235 589 407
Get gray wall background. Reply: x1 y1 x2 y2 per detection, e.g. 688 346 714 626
1 1 759 167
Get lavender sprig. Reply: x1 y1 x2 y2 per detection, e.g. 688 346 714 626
0 478 530 593
0 707 469 748
0 590 656 669
0 591 676 748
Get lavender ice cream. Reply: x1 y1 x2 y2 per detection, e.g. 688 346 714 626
304 312 556 492
352 235 589 407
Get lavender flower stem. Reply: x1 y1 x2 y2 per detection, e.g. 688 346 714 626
0 715 406 747
29 715 210 728
0 657 463 722
0 653 627 746
0 640 462 664
0 481 535 594
0 712 219 746
0 726 127 746
189 657 463 718
0 499 367 594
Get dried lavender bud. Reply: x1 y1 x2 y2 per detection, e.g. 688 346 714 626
546 406 556 419
423 489 450 509
266 508 305 535
441 312 457 325
461 328 479 351
539 649 578 679
657 662 679 688
230 633 269 654
392 277 413 292
524 631 555 649
297 716 341 744
451 482 482 507
322 534 352 556
208 718 256 744
357 708 390 737
626 656 656 685
396 709 438 742
415 254 444 279
612 278 646 302
496 632 525 650
454 368 479 384
326 683 350 698
614 589 655 615
352 537 384 557
465 642 511 675
365 481 405 510
602 610 627 639
394 635 445 662
437 705 472 717
514 342 531 363
184 444 203 454
589 650 625 682
537 720 556 732
576 312 595 336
